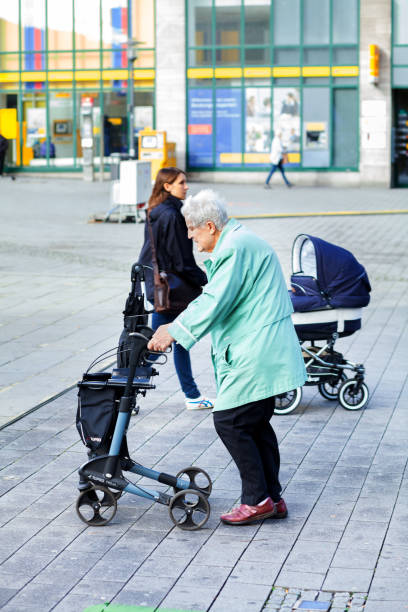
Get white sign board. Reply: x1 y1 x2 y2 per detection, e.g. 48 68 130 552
119 160 151 205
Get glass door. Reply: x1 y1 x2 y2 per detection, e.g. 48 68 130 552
392 89 408 187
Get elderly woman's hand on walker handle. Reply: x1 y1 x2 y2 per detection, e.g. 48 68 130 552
148 324 175 352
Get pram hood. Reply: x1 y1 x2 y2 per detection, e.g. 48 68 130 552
290 234 371 312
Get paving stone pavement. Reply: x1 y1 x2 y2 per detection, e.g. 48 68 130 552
0 178 407 611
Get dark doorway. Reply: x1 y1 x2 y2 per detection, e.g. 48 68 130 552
392 89 408 187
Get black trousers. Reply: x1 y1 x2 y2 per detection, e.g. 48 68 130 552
213 396 281 506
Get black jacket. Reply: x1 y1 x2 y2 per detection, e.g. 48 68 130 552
0 135 8 154
138 195 207 302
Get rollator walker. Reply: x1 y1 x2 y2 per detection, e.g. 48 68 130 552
75 264 212 529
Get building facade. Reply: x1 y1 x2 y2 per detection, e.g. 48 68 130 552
0 0 155 172
1 0 407 187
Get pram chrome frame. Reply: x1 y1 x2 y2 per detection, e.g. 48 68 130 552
275 331 369 415
76 267 212 530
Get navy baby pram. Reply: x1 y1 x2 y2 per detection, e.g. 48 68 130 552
275 234 371 414
290 233 371 338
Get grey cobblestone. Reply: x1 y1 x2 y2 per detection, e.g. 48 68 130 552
0 180 407 610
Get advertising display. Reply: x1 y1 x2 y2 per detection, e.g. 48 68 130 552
188 88 243 167
27 107 46 147
215 88 242 167
245 88 270 155
187 89 213 167
273 88 301 166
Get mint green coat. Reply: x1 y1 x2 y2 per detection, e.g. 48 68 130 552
169 218 306 411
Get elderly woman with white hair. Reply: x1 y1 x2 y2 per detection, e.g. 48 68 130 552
148 189 306 526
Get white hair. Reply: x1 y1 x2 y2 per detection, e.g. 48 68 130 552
181 189 229 230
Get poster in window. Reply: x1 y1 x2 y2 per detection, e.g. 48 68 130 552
245 88 271 159
187 89 213 167
215 88 242 166
27 107 46 147
134 106 153 129
273 88 301 166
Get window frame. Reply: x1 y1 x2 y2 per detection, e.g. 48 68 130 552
0 0 156 172
185 0 360 172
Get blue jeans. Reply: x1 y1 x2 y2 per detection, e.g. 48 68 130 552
151 311 200 399
265 160 291 186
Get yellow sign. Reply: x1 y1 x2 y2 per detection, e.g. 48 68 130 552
107 118 122 126
305 122 326 132
0 108 17 139
138 128 176 182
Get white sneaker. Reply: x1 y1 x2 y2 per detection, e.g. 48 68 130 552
185 396 214 410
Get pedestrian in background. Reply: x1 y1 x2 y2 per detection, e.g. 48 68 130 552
264 131 292 189
0 133 9 177
138 167 213 410
148 189 306 525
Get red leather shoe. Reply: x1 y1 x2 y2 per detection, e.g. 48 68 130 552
272 498 288 519
220 497 276 525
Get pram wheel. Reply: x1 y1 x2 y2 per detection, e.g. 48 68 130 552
174 466 212 497
274 387 302 415
169 489 210 530
318 373 347 401
76 485 118 526
338 379 369 411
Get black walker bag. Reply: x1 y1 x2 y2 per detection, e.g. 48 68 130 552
76 380 116 453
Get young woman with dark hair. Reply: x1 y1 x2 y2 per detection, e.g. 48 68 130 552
137 167 213 410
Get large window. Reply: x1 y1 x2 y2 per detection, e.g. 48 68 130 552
187 0 359 171
392 0 408 87
0 0 155 170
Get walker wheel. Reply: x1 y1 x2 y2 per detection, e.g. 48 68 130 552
76 485 117 526
169 489 210 530
174 466 212 497
338 379 369 411
274 387 302 415
318 372 347 400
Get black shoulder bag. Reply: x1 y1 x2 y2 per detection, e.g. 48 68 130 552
147 212 202 314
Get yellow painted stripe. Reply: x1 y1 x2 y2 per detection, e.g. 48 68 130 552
220 153 241 163
244 153 269 163
243 67 272 78
187 67 213 79
288 152 300 163
132 69 155 80
273 66 301 77
75 70 100 81
22 71 46 81
0 72 19 82
233 210 408 220
332 65 359 77
220 152 302 164
0 70 155 83
214 67 242 78
302 66 331 77
188 65 359 80
102 69 127 80
1 64 358 84
305 122 326 131
48 71 73 81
